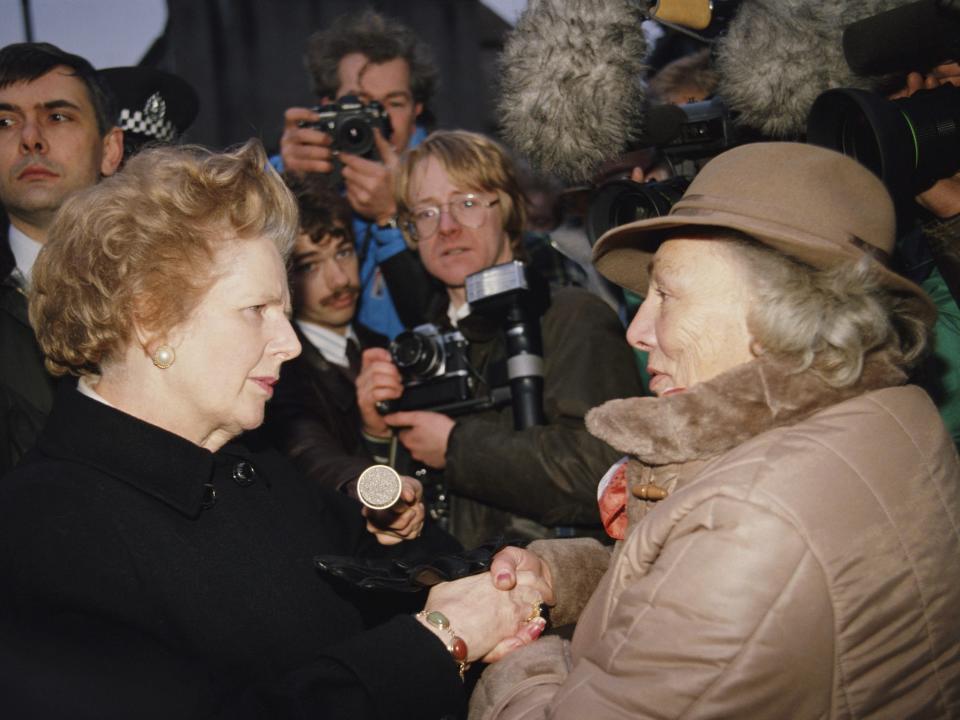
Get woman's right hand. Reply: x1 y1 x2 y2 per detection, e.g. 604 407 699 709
490 545 555 604
355 347 404 437
421 570 550 664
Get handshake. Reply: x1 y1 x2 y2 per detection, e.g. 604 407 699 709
417 545 555 667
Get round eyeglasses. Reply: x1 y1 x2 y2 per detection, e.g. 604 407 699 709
407 193 500 240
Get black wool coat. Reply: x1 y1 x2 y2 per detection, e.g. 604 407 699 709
0 229 55 476
0 381 465 720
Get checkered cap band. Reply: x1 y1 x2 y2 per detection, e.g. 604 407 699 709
118 92 177 142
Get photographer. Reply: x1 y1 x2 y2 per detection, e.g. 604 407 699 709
356 130 643 548
890 60 960 448
273 9 437 339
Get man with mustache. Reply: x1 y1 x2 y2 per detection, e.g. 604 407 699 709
0 43 123 475
260 176 425 541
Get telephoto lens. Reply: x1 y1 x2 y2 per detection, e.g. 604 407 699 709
586 176 690 246
807 83 960 199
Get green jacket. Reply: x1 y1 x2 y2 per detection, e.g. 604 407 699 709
920 265 960 451
441 284 643 548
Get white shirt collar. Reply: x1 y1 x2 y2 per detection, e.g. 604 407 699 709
77 375 116 408
296 319 359 368
447 300 472 328
8 223 42 285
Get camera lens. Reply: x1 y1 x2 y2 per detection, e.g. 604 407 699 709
807 84 960 199
337 116 375 156
586 176 689 246
390 330 444 379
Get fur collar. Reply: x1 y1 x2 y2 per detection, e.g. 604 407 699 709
586 353 907 467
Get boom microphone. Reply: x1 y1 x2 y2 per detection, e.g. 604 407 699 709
713 0 914 139
498 0 648 182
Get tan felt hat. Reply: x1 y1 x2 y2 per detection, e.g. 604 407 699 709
592 142 935 318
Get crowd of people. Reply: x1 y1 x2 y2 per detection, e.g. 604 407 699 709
0 6 958 719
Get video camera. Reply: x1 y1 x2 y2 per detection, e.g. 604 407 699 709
587 0 960 243
585 97 735 245
297 94 393 184
376 261 546 430
807 0 960 202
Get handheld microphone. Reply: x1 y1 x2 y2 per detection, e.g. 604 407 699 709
356 465 404 511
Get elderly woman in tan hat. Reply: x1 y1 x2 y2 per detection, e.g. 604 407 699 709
471 142 960 719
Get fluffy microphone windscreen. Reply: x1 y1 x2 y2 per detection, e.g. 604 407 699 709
498 0 648 182
713 0 911 138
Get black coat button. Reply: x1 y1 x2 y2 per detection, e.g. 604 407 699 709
232 462 256 487
201 482 217 509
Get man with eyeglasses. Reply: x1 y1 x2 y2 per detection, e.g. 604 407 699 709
273 9 437 340
357 131 643 548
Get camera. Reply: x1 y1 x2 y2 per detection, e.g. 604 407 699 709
586 176 690 246
583 98 735 244
377 262 546 429
806 0 960 202
641 97 739 176
298 94 393 183
807 83 960 202
376 324 490 416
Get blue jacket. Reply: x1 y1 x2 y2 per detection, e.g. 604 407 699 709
270 126 427 339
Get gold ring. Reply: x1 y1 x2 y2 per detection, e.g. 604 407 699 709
524 601 543 623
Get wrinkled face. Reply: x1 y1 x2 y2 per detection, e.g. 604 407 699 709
409 156 513 297
161 236 301 443
290 223 360 334
627 238 755 395
335 53 422 153
0 66 121 233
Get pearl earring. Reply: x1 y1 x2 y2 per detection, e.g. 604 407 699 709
152 345 176 369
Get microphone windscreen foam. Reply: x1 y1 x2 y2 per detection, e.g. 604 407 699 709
357 465 402 510
713 0 911 139
498 0 648 182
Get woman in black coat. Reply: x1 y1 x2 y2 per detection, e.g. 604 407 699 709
0 140 549 719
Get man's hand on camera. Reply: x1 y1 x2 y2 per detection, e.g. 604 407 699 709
356 347 404 438
341 129 399 225
280 106 337 175
383 410 455 469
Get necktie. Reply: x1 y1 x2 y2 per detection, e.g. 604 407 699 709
346 338 362 380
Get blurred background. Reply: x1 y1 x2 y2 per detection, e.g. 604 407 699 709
0 0 528 151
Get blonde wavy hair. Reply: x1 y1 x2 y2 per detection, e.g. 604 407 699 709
394 129 527 260
30 139 298 376
708 231 932 387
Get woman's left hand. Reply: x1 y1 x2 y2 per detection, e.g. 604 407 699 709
362 475 425 545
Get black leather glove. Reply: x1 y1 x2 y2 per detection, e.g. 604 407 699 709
314 537 528 592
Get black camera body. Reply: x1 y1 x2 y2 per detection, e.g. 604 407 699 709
298 95 393 183
377 262 546 430
377 324 491 416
